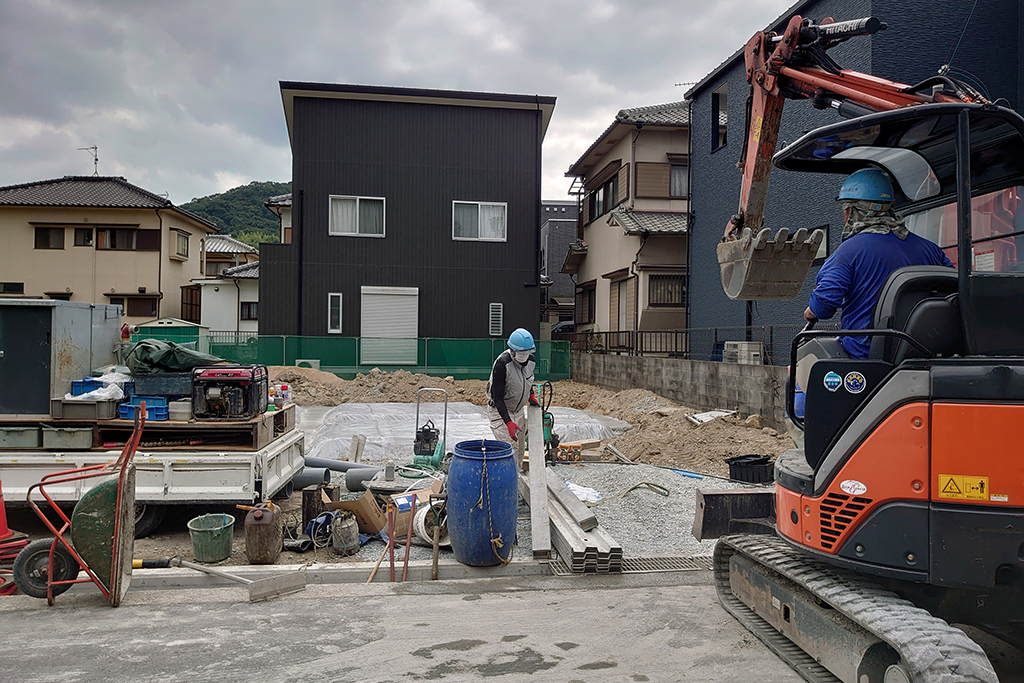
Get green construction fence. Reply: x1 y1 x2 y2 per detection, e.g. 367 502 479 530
131 333 571 381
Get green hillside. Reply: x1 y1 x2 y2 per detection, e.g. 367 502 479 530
180 181 291 248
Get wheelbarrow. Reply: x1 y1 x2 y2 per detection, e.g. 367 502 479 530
12 404 146 606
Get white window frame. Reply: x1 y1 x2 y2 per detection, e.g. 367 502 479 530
329 195 386 238
488 303 503 337
452 201 507 242
328 292 343 334
172 230 190 259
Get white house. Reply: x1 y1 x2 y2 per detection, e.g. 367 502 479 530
191 260 259 335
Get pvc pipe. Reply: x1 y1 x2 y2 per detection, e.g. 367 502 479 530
305 457 381 473
345 468 382 492
290 467 330 489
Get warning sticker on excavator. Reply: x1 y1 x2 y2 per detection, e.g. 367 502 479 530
938 474 989 501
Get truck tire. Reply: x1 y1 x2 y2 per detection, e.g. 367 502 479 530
134 504 167 539
13 539 80 599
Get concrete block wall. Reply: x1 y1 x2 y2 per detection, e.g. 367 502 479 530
571 352 789 428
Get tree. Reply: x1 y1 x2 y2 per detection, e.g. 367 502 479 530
180 181 291 238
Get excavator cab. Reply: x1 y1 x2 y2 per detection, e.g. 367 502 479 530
701 102 1024 682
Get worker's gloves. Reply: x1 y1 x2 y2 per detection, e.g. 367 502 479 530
506 421 520 441
529 394 539 407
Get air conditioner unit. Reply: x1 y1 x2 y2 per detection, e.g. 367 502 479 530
723 341 764 365
295 359 321 370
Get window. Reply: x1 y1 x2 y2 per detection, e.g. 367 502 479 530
74 228 93 246
575 284 596 325
240 301 258 321
453 201 507 241
489 303 503 337
0 282 24 293
181 286 201 324
649 274 687 307
587 174 619 219
109 297 125 312
96 228 136 250
126 297 157 318
712 83 728 151
670 164 689 199
34 227 64 249
328 293 342 334
173 231 189 259
330 196 385 236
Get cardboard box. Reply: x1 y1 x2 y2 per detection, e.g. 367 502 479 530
323 480 442 539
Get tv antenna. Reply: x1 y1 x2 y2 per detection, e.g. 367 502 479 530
78 146 99 175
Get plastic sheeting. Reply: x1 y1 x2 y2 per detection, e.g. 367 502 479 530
304 401 631 463
124 339 225 374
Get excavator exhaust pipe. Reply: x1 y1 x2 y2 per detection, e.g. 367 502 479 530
718 227 825 300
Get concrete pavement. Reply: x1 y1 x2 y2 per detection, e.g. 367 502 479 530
0 570 803 683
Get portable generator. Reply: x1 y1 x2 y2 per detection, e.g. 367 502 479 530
192 365 269 420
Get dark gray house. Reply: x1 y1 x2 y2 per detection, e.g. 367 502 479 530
539 199 578 332
260 82 556 352
685 0 1024 359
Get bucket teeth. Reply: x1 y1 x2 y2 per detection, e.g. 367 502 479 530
717 227 826 300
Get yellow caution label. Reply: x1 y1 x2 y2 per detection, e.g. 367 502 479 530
753 116 763 143
938 474 989 501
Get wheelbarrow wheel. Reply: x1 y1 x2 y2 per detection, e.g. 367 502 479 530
12 539 80 599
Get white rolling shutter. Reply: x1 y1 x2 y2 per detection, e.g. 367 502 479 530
360 286 418 364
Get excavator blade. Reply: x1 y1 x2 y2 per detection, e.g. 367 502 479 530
718 227 825 300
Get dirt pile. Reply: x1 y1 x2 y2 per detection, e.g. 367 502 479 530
269 368 791 477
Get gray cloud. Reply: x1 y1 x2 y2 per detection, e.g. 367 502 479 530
0 0 793 203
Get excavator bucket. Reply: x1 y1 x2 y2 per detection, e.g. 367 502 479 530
718 227 825 300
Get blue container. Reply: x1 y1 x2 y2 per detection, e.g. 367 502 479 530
126 394 169 408
71 378 105 396
118 404 169 421
447 440 517 567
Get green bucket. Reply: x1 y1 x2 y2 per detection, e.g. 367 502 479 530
187 513 235 562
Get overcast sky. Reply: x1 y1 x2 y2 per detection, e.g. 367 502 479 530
0 0 796 205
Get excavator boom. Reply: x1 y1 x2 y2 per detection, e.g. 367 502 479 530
719 15 986 300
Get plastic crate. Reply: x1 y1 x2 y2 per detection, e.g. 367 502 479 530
71 378 105 396
725 455 775 484
118 404 169 421
125 394 169 408
0 427 41 448
50 398 119 420
42 427 93 450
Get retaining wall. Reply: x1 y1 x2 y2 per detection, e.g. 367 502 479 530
571 352 789 428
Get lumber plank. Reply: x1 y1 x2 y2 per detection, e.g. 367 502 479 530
526 404 550 559
545 469 599 531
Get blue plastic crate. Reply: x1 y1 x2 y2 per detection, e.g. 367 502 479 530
71 378 105 396
119 404 169 421
126 395 169 408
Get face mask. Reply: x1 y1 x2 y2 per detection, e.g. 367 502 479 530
513 350 532 363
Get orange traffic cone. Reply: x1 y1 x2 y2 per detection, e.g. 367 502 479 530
0 478 13 542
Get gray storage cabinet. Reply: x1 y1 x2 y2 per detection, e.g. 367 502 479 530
0 300 121 416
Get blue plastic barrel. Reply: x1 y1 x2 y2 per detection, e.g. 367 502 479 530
447 440 517 567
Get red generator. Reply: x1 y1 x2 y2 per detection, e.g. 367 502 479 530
191 365 269 421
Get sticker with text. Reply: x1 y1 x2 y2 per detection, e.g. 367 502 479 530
824 371 842 392
844 371 866 394
840 479 867 496
937 474 989 501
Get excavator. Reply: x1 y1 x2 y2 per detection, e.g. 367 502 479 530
696 14 1024 683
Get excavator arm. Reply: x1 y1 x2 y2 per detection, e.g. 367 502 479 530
719 15 987 300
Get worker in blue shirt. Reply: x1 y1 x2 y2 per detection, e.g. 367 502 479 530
804 168 954 359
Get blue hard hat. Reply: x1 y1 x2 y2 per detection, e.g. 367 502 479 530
508 328 535 351
838 168 894 203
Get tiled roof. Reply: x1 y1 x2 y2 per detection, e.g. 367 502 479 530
607 209 688 235
223 261 259 278
206 234 258 254
266 193 292 206
567 101 690 177
0 176 217 229
615 101 690 126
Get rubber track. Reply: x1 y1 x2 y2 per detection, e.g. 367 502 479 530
715 535 998 683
